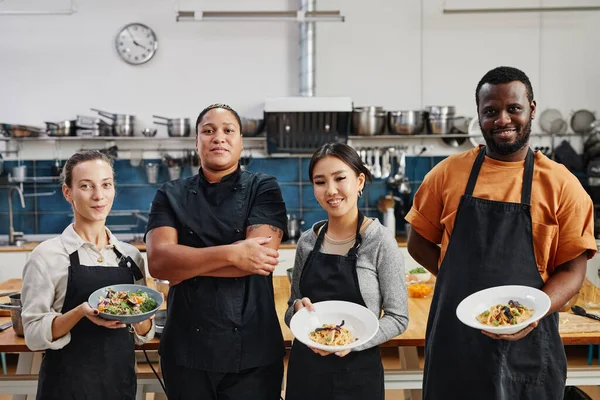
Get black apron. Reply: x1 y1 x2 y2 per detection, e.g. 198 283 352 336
423 147 567 400
286 212 384 400
36 247 142 400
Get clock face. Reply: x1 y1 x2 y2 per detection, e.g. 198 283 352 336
115 23 158 65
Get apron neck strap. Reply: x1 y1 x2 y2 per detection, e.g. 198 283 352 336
68 246 126 268
315 211 365 254
464 146 535 205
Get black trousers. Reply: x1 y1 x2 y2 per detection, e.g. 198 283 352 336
161 358 283 400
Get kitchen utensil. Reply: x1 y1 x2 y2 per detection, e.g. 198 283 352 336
241 118 266 137
91 108 136 136
387 111 425 135
0 293 24 336
11 165 26 183
571 109 598 134
0 124 41 138
571 305 600 322
153 115 191 137
88 284 163 324
290 300 379 352
352 107 386 136
141 128 157 137
44 120 79 136
456 285 551 335
426 106 456 116
287 214 303 241
145 163 159 184
539 108 568 134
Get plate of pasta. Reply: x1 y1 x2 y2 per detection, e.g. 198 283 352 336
289 300 379 352
456 285 551 335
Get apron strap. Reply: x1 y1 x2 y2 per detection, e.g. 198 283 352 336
464 146 486 196
314 211 366 256
521 148 535 205
69 251 81 268
464 146 535 205
347 211 365 257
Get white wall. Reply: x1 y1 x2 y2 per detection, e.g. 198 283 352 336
0 0 598 158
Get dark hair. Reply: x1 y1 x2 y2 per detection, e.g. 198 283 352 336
475 66 534 107
61 150 114 188
195 103 243 135
308 142 373 183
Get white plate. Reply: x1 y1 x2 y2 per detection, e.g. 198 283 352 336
456 285 551 335
290 300 379 351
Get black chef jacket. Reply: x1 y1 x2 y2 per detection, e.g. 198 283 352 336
145 166 289 373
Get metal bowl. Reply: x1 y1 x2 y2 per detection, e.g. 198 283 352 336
352 107 386 136
142 128 157 137
388 111 425 135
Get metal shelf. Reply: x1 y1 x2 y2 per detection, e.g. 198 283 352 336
348 132 584 140
0 136 267 143
443 5 600 14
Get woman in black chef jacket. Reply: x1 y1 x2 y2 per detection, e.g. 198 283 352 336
145 103 289 400
284 143 409 400
21 150 155 400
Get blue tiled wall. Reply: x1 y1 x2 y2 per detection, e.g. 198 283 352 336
0 156 445 237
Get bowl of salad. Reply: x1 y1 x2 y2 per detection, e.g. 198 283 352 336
405 266 432 283
88 284 164 324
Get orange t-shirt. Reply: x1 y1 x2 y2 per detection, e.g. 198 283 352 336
405 146 597 281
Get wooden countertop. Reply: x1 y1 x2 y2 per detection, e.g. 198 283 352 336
0 276 597 353
0 237 409 253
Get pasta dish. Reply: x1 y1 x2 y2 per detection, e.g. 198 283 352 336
309 320 358 346
477 300 533 327
97 288 158 316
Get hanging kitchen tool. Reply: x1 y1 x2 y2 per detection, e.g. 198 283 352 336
153 115 191 137
539 108 568 134
571 109 598 135
91 108 136 136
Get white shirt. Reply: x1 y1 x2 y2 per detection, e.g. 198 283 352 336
21 224 155 351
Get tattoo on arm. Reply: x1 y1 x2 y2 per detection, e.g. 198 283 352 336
248 224 284 238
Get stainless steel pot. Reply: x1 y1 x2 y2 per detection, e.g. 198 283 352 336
426 105 456 116
387 111 425 135
241 118 266 137
0 293 23 337
352 106 386 136
428 116 454 135
45 120 79 136
91 108 136 137
153 115 191 137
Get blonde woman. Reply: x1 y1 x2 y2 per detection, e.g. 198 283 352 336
21 150 154 400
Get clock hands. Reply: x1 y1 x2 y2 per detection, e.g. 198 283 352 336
126 28 149 51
